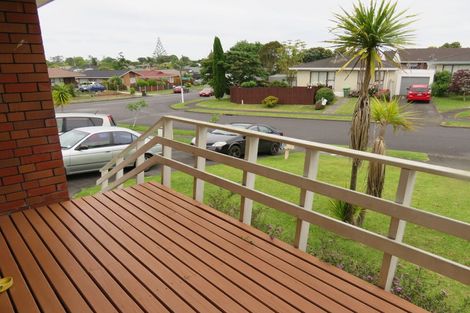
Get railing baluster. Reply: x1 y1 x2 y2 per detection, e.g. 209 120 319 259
116 157 124 189
101 169 109 191
136 140 145 185
294 150 320 251
161 119 173 187
193 125 208 202
378 168 416 291
240 136 259 225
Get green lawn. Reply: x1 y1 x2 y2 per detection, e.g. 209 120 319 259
433 96 470 112
146 89 174 95
188 99 351 120
74 149 469 311
455 110 470 119
334 98 357 115
170 98 202 110
441 120 470 128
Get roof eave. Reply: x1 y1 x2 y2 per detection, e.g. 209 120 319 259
37 0 54 8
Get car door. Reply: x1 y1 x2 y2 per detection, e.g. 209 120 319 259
69 132 113 172
111 131 137 159
257 125 274 153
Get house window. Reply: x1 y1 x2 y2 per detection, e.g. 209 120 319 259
375 71 385 88
310 71 335 87
442 65 454 74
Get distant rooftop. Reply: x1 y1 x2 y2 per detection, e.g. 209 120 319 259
48 68 84 78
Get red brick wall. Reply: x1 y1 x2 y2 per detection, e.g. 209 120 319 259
0 0 69 214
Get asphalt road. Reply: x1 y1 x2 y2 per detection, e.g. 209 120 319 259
63 92 470 196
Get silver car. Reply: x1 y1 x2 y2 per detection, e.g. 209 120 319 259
56 113 117 135
60 126 161 175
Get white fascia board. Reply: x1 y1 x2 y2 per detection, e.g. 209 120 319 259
289 67 398 71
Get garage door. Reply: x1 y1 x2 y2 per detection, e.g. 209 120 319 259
399 77 430 95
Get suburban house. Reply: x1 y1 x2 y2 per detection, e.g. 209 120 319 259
0 1 468 312
47 67 83 86
75 69 128 85
291 48 470 96
132 69 181 89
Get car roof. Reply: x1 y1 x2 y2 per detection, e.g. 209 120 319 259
56 112 110 118
71 126 138 134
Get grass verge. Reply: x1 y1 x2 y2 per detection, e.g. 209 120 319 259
334 98 357 115
188 108 352 120
117 123 195 144
74 149 469 311
170 98 202 110
71 93 136 103
455 110 470 119
433 96 470 113
440 120 470 128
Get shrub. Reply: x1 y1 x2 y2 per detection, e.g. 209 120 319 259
64 84 75 97
261 96 279 108
449 69 470 101
431 70 451 96
130 87 136 95
373 89 391 101
269 80 288 87
349 90 360 97
240 81 257 88
315 87 335 104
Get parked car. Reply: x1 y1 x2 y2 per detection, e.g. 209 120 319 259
173 85 189 93
56 113 116 135
191 123 283 158
407 84 431 103
199 87 214 97
79 83 106 92
60 127 162 175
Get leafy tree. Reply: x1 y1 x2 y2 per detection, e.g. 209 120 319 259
440 42 461 48
225 41 266 85
329 0 415 224
99 57 117 70
361 97 414 225
449 69 470 101
147 79 157 91
107 76 123 91
65 56 87 68
52 83 72 112
276 40 306 86
212 37 226 99
200 52 213 84
431 70 451 96
114 52 130 70
127 100 148 127
88 55 98 67
259 41 283 74
302 47 334 63
136 79 148 96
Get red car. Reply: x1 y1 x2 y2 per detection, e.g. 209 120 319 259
199 87 214 97
407 84 431 103
173 86 189 93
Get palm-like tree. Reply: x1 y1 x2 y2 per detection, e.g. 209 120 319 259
52 83 72 112
329 0 415 224
357 97 415 225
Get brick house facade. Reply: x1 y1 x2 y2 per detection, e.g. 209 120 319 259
0 0 69 214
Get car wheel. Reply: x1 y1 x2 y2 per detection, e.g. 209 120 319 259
269 143 280 155
228 145 242 158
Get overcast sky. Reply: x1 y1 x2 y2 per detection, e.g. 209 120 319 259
38 0 470 61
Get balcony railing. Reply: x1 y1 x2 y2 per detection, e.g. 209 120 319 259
98 115 470 291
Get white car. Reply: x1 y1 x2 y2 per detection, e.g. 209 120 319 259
60 126 161 175
56 113 117 135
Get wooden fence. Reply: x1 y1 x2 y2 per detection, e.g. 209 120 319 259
230 87 318 104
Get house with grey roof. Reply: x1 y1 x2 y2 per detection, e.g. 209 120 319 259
76 69 129 84
290 48 470 96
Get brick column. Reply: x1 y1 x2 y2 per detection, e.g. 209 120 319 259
0 0 69 214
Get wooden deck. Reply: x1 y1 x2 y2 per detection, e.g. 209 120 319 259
0 182 427 313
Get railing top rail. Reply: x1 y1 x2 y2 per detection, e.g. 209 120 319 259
163 115 470 181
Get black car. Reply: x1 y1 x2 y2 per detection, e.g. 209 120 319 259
191 123 283 158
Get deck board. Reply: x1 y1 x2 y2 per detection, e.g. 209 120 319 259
0 182 428 313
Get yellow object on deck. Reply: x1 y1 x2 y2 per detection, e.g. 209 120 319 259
0 277 13 293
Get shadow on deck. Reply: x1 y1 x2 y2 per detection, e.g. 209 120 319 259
0 182 426 313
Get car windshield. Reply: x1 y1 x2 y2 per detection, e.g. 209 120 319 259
211 123 251 135
60 130 89 149
411 87 428 92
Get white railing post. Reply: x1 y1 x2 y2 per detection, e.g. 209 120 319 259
116 157 124 189
136 140 145 185
193 126 208 202
378 168 416 290
240 136 259 225
294 150 320 251
101 169 108 191
161 119 173 188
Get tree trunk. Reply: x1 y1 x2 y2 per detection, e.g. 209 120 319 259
345 54 373 225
